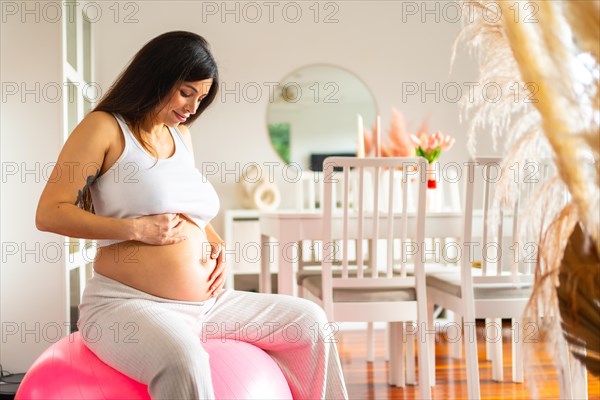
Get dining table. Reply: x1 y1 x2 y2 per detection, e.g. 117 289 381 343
258 209 466 296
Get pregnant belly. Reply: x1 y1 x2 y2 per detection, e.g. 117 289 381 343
92 215 217 302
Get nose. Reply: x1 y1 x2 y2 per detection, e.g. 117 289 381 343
184 99 198 115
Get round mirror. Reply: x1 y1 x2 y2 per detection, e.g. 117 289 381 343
267 64 377 171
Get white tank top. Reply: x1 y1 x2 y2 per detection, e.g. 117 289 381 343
89 113 220 248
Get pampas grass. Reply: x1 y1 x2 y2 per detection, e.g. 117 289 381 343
453 0 600 390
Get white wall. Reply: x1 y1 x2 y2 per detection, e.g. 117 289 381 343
92 0 495 234
1 13 66 371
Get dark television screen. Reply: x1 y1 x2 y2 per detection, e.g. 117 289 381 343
310 153 356 172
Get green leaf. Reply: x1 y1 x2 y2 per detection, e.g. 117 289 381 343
430 148 442 162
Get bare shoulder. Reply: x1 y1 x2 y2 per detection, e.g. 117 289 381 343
36 111 122 214
73 110 121 146
80 110 120 134
60 111 121 157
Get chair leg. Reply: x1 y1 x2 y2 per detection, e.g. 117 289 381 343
450 311 462 359
490 318 503 382
511 317 523 383
400 322 406 387
388 323 396 385
417 318 432 399
464 315 481 399
485 318 493 361
367 322 375 362
388 321 405 387
405 322 416 385
383 322 390 361
427 295 436 386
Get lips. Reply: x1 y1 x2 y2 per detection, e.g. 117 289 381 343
174 111 188 122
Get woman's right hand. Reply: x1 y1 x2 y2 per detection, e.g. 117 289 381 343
132 213 188 245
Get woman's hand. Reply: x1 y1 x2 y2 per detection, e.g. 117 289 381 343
207 242 226 297
132 213 188 245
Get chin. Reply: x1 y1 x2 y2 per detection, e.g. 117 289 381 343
164 119 181 128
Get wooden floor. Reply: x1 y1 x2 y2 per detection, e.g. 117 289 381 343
336 324 599 399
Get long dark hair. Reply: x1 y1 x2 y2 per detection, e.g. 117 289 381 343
79 31 219 213
94 30 219 133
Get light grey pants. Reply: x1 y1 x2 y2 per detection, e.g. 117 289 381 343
77 272 348 400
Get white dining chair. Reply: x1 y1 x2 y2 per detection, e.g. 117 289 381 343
299 157 432 398
295 167 409 366
295 169 381 361
425 157 537 399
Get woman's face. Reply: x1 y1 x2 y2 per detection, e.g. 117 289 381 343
157 78 214 127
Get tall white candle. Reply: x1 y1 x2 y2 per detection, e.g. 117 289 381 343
375 115 381 157
357 114 365 158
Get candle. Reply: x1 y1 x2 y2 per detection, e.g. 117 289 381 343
375 115 381 157
357 114 365 158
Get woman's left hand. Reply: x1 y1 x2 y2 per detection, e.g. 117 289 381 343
207 242 226 297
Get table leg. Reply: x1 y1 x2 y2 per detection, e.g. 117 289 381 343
260 234 271 294
277 235 296 296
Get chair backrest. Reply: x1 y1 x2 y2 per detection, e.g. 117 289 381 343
462 157 537 287
296 169 417 212
297 166 418 270
298 163 463 269
320 157 428 316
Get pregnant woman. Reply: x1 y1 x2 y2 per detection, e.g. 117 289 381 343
35 31 348 400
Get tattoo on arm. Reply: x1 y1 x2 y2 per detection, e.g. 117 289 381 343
74 169 100 207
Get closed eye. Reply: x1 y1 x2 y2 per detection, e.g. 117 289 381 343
181 91 206 103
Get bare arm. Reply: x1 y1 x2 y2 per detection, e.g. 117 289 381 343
35 111 138 240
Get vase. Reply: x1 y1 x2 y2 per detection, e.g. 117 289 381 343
426 161 438 189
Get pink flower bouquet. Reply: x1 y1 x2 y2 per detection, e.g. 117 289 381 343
410 131 455 188
410 131 455 163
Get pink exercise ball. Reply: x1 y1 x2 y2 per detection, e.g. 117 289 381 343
16 332 293 399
